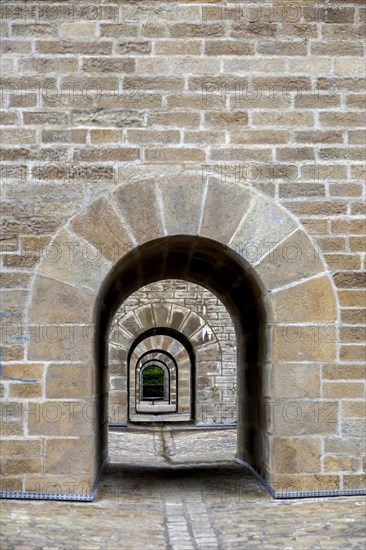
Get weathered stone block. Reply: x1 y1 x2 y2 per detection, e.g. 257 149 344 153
270 275 337 323
324 456 360 473
45 438 94 475
112 182 165 244
28 275 95 324
2 458 41 475
25 475 93 495
200 179 252 244
70 197 135 263
27 325 93 362
272 400 339 436
28 401 95 437
272 325 336 362
158 177 205 236
272 363 320 399
38 228 112 292
256 230 324 291
271 474 340 492
230 194 297 265
46 364 93 399
273 438 321 474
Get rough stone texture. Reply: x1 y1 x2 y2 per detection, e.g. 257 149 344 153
272 363 321 399
46 364 93 399
28 275 95 324
273 438 321 474
158 177 205 236
112 182 165 244
38 228 112 292
272 325 337 362
27 324 94 362
0 0 364 498
45 438 94 475
270 275 338 323
109 280 236 426
26 400 95 438
69 197 136 262
230 194 298 266
200 179 252 243
256 229 324 291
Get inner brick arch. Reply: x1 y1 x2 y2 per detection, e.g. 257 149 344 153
23 177 339 499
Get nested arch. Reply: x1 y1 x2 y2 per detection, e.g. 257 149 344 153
140 363 169 398
25 177 338 495
129 334 188 420
140 363 169 401
109 301 224 425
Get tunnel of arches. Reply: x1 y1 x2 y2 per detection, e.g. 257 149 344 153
96 235 268 476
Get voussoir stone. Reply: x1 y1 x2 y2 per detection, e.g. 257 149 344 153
112 182 165 244
28 274 95 324
270 275 337 323
230 193 298 265
255 229 324 291
200 179 252 244
38 228 112 292
69 197 135 262
158 177 205 236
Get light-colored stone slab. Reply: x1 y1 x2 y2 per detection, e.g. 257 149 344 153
28 275 95 324
272 324 337 361
46 364 93 398
28 325 94 362
112 182 165 244
158 176 205 235
256 229 324 291
272 400 338 436
273 437 321 474
230 194 297 264
28 401 95 437
69 197 135 262
200 179 252 244
152 303 171 326
38 228 112 292
116 311 142 337
272 363 321 399
270 275 337 323
45 438 94 475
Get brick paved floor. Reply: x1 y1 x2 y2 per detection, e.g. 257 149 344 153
1 428 365 549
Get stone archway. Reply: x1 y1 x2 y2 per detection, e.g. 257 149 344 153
108 302 225 425
129 333 189 421
22 175 338 499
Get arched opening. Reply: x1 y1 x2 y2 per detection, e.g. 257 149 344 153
96 235 267 476
129 328 193 420
21 178 340 499
141 365 166 401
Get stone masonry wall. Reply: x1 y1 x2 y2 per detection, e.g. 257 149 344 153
0 0 365 493
109 279 237 424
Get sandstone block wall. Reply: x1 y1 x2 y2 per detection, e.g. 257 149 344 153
0 0 365 497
